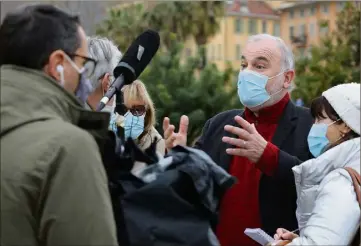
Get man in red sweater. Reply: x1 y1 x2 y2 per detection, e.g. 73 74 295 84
163 34 313 245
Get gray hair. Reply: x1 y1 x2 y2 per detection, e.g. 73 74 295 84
247 34 294 70
87 36 122 90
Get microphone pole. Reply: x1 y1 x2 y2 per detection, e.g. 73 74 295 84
115 91 127 116
96 74 126 111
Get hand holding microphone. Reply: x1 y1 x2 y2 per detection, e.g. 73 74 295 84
96 30 160 111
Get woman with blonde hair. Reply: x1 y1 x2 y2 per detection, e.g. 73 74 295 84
119 80 165 157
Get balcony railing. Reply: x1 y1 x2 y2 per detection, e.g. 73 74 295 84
290 34 308 47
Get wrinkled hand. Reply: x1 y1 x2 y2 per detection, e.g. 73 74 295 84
274 228 298 242
222 116 267 163
162 115 189 151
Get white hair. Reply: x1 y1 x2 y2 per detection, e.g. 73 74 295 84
247 34 294 70
87 36 122 90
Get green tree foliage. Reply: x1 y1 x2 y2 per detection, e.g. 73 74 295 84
96 1 224 61
139 41 239 145
291 2 360 106
96 3 146 52
143 1 224 67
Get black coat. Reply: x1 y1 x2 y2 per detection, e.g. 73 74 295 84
104 137 236 246
194 101 313 235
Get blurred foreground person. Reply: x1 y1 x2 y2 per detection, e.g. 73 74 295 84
0 4 117 246
273 83 360 245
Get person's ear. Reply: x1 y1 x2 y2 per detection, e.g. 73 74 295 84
44 50 65 81
101 73 111 93
283 70 295 89
339 123 351 137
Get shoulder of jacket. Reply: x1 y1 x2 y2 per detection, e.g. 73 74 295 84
320 169 357 190
150 126 163 139
210 109 243 124
294 105 312 118
27 119 97 149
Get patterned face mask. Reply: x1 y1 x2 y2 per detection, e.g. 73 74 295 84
124 111 145 140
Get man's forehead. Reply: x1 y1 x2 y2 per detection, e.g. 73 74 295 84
241 39 282 62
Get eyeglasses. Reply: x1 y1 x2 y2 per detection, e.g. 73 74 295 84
67 53 97 78
126 105 146 116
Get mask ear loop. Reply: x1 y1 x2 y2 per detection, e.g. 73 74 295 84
328 119 345 143
268 69 290 97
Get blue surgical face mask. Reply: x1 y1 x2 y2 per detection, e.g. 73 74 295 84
60 54 93 105
237 69 284 108
124 111 145 140
101 96 118 134
307 120 339 157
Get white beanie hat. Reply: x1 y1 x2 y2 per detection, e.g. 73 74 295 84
322 83 360 134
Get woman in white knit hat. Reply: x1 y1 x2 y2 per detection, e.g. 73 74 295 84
272 83 360 245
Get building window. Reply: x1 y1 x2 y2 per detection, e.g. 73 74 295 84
320 20 329 34
262 20 267 33
235 18 243 33
300 8 304 17
289 10 294 18
299 48 306 58
322 3 329 13
309 23 315 37
249 19 257 34
289 26 294 39
236 44 241 60
300 24 306 36
310 5 316 15
337 2 345 11
273 22 280 36
218 44 222 60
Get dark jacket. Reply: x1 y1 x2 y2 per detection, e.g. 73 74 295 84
194 101 313 234
111 143 236 246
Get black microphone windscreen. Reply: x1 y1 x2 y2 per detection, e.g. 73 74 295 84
113 29 160 82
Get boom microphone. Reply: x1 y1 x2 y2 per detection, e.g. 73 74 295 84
96 30 160 111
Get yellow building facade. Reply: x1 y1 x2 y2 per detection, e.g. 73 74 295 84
278 1 347 56
183 1 352 71
183 1 280 71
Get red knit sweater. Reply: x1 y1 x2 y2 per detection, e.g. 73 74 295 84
216 94 290 246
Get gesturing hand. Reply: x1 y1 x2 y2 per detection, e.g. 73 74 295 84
162 115 189 151
222 115 268 163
